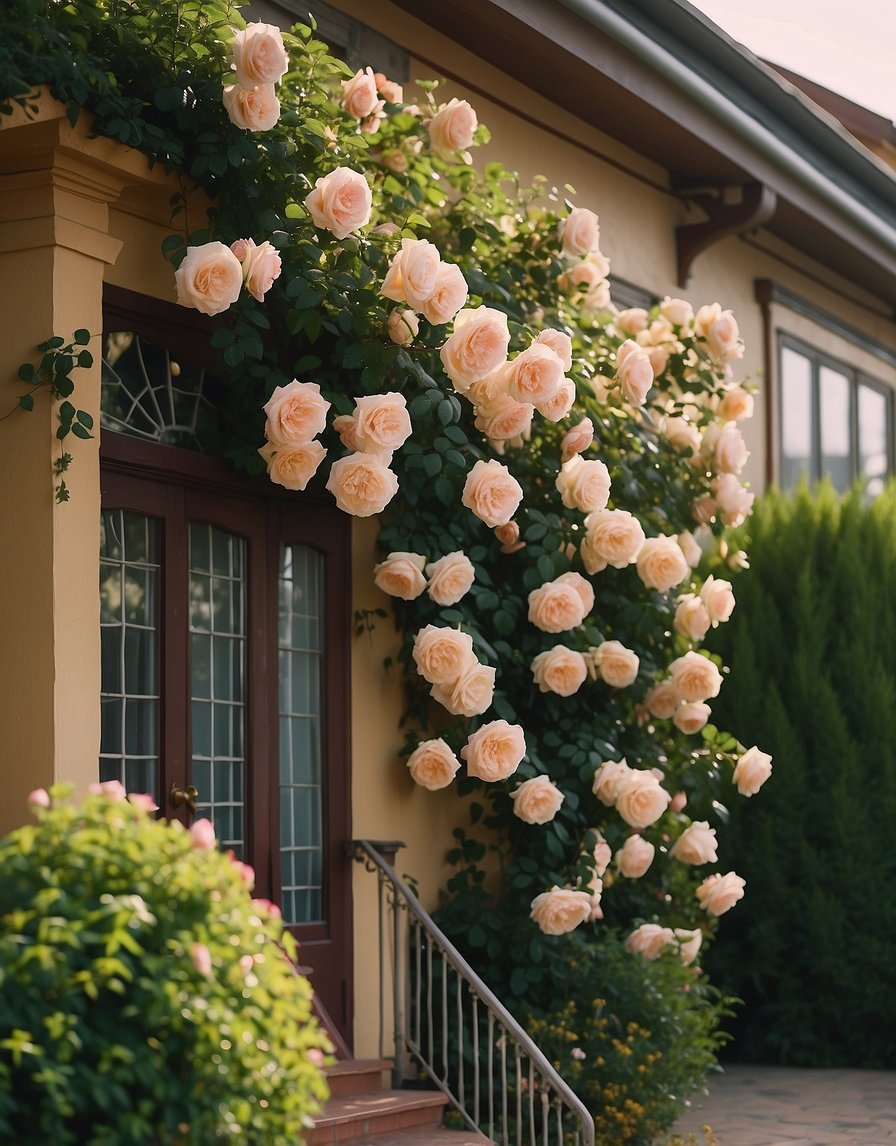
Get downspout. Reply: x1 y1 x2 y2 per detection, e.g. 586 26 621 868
754 279 776 489
555 0 896 262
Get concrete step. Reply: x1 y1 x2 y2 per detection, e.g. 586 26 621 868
324 1058 392 1097
307 1088 449 1145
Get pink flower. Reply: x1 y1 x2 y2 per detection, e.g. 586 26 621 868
128 792 159 814
175 242 243 316
305 168 372 240
190 942 213 977
189 818 217 850
27 788 51 810
428 98 478 151
263 381 330 447
461 459 523 528
231 857 256 889
697 871 746 916
252 897 283 919
560 207 601 257
258 440 327 492
231 22 288 88
561 418 594 462
87 780 127 801
241 239 282 302
418 262 469 326
341 67 382 120
614 340 654 406
326 454 399 517
223 83 281 132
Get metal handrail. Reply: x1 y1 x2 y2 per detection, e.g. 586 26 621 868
350 838 595 1146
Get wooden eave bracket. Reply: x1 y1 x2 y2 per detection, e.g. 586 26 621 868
674 180 777 286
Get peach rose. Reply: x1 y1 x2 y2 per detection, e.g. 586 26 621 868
440 307 510 391
592 758 632 806
462 459 523 527
645 679 680 720
352 393 412 454
388 309 420 346
373 551 427 600
407 738 461 791
461 719 526 782
505 343 563 408
263 380 330 446
512 775 565 824
223 83 281 131
557 255 610 308
560 207 600 257
636 536 690 593
626 923 675 960
557 571 594 612
528 575 590 633
475 395 534 442
494 521 524 553
431 661 496 717
537 379 576 423
615 769 671 830
593 640 640 688
175 242 243 315
412 624 476 685
231 22 288 87
428 97 478 151
332 414 362 453
675 928 703 966
580 509 645 575
419 262 469 326
669 651 723 703
531 645 588 696
426 551 475 605
325 453 398 516
659 296 694 328
614 308 648 336
696 304 743 362
375 73 404 103
305 167 372 240
614 339 654 406
341 66 382 119
555 455 611 514
693 493 718 526
189 818 217 849
718 385 754 422
673 701 711 735
258 440 326 491
232 238 282 302
530 887 593 936
662 415 702 460
732 745 773 796
380 238 441 308
703 420 749 475
700 575 735 625
670 790 688 814
697 871 746 916
678 530 703 569
674 595 711 643
671 821 718 864
592 832 612 877
536 328 573 371
712 473 755 527
561 418 594 462
616 834 655 878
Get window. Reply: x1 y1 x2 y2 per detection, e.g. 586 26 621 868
779 334 893 496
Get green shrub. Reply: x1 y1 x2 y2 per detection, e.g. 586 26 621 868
0 785 331 1145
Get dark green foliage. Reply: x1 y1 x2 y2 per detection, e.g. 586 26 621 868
705 481 896 1066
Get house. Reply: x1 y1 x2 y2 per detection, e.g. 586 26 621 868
1 0 894 1068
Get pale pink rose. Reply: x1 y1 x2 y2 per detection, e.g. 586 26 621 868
87 779 127 801
432 660 496 717
325 454 399 516
717 385 754 422
580 509 645 575
674 595 711 643
645 679 680 720
494 521 524 553
190 942 213 977
419 263 469 326
426 551 475 605
561 418 594 463
662 415 702 460
305 167 372 240
231 22 288 88
27 788 50 809
671 821 718 865
659 296 694 328
341 66 381 119
388 309 419 346
537 379 577 423
440 307 510 390
560 207 601 257
380 238 441 307
407 738 461 791
670 790 688 814
461 720 526 782
592 833 612 876
175 242 243 316
373 551 428 600
531 645 589 696
555 455 611 514
678 530 703 569
557 255 610 307
530 887 593 935
475 395 534 442
615 769 671 830
528 577 588 633
381 148 408 172
712 473 755 527
352 393 412 454
626 923 675 960
732 745 773 796
263 380 330 446
512 776 565 824
428 97 478 151
616 835 655 878
703 420 749 475
675 928 703 966
223 83 281 131
232 858 255 889
259 440 327 491
614 340 653 406
636 536 690 593
461 459 523 527
128 792 159 814
697 871 746 916
536 329 573 371
592 758 632 806
412 625 476 685
669 651 723 703
236 239 281 302
467 365 511 410
190 818 217 849
700 575 735 625
594 640 640 688
673 701 711 735
614 308 649 336
645 345 669 377
374 72 404 103
693 494 718 526
696 304 743 362
587 881 604 921
504 344 562 408
557 571 594 613
331 414 362 453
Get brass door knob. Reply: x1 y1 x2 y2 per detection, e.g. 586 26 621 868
169 783 199 813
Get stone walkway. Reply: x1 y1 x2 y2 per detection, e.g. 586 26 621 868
665 1064 896 1145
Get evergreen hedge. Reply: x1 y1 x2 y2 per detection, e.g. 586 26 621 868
704 481 896 1067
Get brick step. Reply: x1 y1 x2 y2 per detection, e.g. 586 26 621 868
364 1130 494 1145
324 1058 392 1097
307 1088 449 1145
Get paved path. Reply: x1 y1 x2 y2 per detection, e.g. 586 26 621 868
665 1064 896 1145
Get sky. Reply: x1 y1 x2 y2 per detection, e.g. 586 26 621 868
686 0 896 123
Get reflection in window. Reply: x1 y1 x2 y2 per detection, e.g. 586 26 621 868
781 347 813 490
819 366 850 492
859 385 889 499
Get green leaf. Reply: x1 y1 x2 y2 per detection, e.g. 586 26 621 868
76 409 95 429
17 363 35 382
58 401 75 422
71 423 93 440
18 394 34 411
73 329 91 346
422 453 442 478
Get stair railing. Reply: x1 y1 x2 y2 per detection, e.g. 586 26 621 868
349 839 595 1146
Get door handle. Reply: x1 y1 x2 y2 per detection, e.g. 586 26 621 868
170 783 199 814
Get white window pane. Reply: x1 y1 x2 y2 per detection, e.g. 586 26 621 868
819 366 851 491
781 346 813 489
858 385 889 498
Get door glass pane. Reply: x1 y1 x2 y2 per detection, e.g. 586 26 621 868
858 384 889 499
189 523 246 856
819 366 851 492
99 511 161 799
780 346 813 489
278 543 324 924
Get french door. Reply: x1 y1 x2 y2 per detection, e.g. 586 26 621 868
99 434 353 1045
